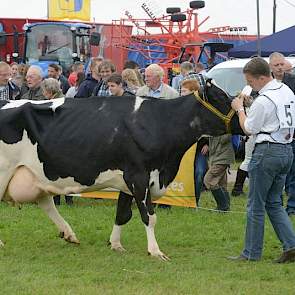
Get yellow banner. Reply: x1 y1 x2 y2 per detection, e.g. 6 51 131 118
82 144 197 208
48 0 91 21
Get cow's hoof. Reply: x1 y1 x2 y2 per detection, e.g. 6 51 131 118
112 245 126 253
0 240 4 247
60 232 80 244
148 251 170 261
108 241 126 253
65 235 80 244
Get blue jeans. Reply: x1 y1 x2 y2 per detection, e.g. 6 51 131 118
242 143 295 260
286 141 295 213
194 151 208 205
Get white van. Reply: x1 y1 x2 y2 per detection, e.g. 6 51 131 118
206 57 295 96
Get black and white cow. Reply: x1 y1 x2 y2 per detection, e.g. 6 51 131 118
0 80 242 260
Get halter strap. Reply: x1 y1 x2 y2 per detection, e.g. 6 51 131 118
194 91 235 133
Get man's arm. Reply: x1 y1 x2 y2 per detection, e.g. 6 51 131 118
236 111 250 135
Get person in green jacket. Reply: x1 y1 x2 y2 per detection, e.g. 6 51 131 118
203 134 235 212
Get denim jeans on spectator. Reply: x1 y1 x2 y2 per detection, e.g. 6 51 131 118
242 143 295 260
286 141 295 214
194 152 208 206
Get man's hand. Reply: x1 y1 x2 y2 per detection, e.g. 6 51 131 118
243 95 254 107
231 94 250 135
231 94 244 112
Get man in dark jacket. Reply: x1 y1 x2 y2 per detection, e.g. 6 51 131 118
75 57 102 98
21 65 44 100
269 52 295 92
269 52 295 216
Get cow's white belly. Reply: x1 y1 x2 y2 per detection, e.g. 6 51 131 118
6 166 131 203
0 131 130 203
1 131 167 204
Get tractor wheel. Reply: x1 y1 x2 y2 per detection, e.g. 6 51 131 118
166 7 181 14
171 14 186 22
189 1 205 9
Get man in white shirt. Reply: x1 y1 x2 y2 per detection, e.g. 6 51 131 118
229 57 295 263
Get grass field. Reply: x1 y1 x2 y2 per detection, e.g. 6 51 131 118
1 192 295 295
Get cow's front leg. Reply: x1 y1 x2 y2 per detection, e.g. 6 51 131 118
37 196 80 244
135 188 170 261
109 191 133 252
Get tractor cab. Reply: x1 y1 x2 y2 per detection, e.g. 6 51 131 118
23 22 100 76
177 42 234 67
197 42 234 69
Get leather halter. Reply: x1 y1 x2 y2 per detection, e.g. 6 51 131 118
193 91 236 133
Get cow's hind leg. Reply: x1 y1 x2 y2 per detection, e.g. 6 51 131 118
0 165 17 247
37 196 80 244
109 191 133 252
132 177 169 261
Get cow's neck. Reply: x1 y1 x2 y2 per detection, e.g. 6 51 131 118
162 95 224 150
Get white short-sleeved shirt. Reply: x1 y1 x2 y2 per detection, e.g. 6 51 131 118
244 79 290 144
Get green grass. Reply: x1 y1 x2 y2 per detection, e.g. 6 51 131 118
1 192 295 295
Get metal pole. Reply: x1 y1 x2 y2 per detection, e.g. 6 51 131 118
273 0 277 33
256 0 261 56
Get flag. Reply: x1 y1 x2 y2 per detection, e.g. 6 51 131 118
48 0 91 21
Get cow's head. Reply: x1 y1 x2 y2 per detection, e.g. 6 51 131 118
202 79 244 135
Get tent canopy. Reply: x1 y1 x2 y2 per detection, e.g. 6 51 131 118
228 26 295 58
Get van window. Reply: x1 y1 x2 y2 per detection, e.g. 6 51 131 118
207 68 247 96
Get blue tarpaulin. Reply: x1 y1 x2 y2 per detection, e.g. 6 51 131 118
228 26 295 58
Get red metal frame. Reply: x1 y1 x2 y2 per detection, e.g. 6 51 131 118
109 5 258 77
110 6 233 68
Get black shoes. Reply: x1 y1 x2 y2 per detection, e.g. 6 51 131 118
231 168 248 197
65 195 74 206
211 188 230 211
286 209 295 216
274 248 295 263
53 195 73 206
231 189 245 197
214 207 230 213
53 195 61 206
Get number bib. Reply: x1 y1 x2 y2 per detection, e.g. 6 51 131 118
263 84 295 143
277 102 295 128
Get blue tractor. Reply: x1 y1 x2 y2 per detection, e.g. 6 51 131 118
23 22 100 76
